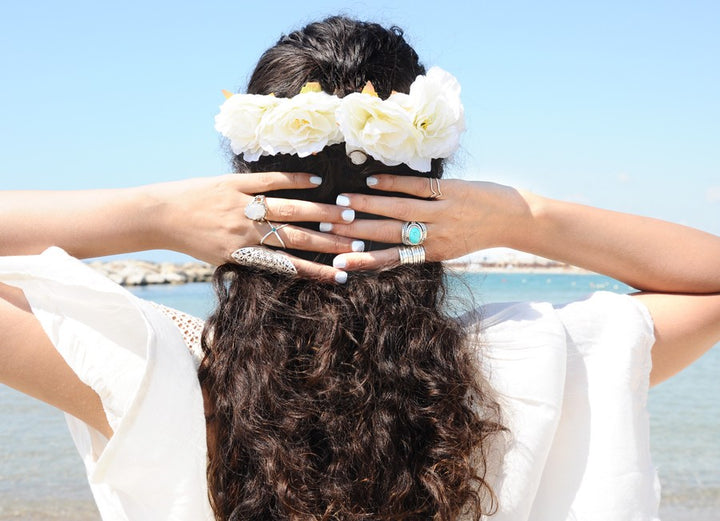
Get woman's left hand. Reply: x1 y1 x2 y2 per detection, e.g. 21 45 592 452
324 174 532 270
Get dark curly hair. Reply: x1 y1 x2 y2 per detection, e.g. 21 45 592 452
199 16 503 521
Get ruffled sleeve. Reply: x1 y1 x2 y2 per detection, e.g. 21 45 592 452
0 247 214 521
468 292 659 521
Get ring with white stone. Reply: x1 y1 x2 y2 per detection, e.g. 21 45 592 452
244 195 269 221
230 247 297 275
398 245 426 265
347 149 368 165
401 221 427 246
260 222 289 249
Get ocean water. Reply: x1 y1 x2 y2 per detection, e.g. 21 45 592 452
1 272 718 520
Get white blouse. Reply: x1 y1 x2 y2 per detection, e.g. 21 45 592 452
0 247 660 520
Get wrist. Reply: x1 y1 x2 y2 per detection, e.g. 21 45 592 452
493 187 546 252
126 183 175 252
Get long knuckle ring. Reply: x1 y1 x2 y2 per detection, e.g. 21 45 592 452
231 247 297 275
401 221 427 246
244 195 268 221
398 245 426 265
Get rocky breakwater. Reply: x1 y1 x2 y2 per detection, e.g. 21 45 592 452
88 259 215 286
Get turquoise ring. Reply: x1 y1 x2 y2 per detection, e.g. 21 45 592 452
401 221 427 246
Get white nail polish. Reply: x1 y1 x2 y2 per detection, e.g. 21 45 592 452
351 240 365 252
336 194 351 207
319 222 333 232
309 176 322 185
341 209 355 222
334 271 348 284
333 256 347 269
366 176 378 187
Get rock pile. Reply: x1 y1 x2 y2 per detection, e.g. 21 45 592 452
87 259 214 286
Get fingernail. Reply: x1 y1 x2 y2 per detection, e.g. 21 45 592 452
336 194 351 207
351 240 365 252
366 176 378 187
334 271 348 284
319 222 333 232
333 255 347 269
309 175 322 185
341 209 355 222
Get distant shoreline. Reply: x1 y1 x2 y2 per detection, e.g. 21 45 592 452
87 258 590 286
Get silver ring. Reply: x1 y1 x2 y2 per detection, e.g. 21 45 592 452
244 195 268 221
231 247 297 275
398 246 426 265
429 178 443 199
260 222 288 249
401 221 427 246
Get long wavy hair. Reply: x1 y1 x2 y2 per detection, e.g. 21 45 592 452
199 16 503 521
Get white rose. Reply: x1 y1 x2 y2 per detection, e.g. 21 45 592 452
398 66 465 162
337 92 423 170
257 91 342 157
214 94 280 161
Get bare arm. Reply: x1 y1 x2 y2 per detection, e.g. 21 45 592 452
327 176 720 384
0 174 356 279
508 192 720 294
0 187 161 259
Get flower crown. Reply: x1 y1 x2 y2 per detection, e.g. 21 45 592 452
214 67 465 172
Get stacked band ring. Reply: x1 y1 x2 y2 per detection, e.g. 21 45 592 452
398 246 426 265
401 221 427 246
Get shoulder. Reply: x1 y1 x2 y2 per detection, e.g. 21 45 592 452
464 291 654 351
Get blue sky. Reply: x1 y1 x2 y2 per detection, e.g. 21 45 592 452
1 1 718 261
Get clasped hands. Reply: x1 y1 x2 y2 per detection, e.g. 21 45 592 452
150 172 531 282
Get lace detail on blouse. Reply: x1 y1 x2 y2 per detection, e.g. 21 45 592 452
151 302 205 368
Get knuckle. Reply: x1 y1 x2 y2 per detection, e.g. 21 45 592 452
283 227 306 246
391 200 413 221
333 236 349 252
416 177 429 194
351 194 369 210
274 204 297 220
256 172 276 189
353 255 372 270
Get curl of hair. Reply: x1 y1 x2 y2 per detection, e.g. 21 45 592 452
199 16 504 521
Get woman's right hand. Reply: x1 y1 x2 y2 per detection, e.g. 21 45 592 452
323 175 533 269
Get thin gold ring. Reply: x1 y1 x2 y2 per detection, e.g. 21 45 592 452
428 178 443 199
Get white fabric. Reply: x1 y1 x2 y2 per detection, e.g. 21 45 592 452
0 247 660 521
0 248 214 521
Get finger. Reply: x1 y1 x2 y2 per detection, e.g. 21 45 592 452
228 248 348 284
331 249 403 272
289 255 349 284
319 219 405 244
265 198 356 224
335 193 438 222
227 171 323 193
365 174 451 199
254 222 366 253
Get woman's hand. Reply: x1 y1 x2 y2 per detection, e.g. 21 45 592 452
0 173 363 282
146 173 362 280
325 175 532 270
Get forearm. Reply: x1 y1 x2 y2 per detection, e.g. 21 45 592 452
508 192 720 293
0 188 164 258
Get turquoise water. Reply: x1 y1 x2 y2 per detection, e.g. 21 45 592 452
1 273 718 520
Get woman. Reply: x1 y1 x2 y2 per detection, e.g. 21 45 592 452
1 16 719 521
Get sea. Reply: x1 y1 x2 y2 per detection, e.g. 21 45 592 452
1 272 718 520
